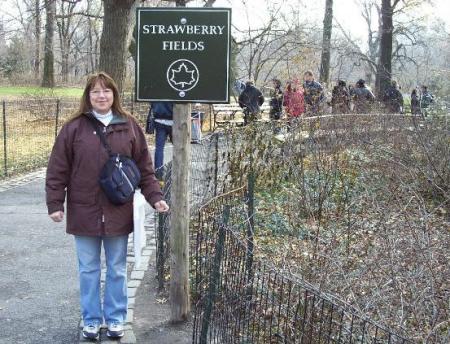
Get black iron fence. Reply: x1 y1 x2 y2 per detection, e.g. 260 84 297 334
154 114 450 342
0 97 149 179
155 131 236 289
191 187 412 344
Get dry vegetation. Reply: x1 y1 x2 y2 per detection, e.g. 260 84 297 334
222 114 449 342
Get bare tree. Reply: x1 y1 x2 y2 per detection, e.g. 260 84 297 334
33 0 41 81
86 0 100 73
375 0 431 95
42 0 55 87
319 0 333 85
233 1 318 85
56 0 85 82
98 0 135 92
375 0 396 95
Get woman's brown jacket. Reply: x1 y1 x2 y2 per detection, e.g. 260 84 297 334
45 113 163 237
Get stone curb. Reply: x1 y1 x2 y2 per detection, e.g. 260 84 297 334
0 168 46 193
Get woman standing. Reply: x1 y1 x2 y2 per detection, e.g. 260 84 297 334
46 72 169 340
283 80 305 125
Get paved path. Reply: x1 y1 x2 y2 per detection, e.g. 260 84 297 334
0 175 80 344
0 142 212 344
0 146 177 344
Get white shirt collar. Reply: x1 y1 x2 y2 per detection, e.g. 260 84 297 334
92 109 112 118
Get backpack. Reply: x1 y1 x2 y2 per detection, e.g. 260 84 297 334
87 114 141 205
421 93 433 108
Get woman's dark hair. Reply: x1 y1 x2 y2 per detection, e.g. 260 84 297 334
71 72 131 121
272 78 281 88
286 82 292 92
356 79 365 87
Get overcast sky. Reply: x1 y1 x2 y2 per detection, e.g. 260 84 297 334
1 0 448 44
189 0 450 43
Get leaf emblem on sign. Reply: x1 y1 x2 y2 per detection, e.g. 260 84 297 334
170 62 196 89
166 59 200 93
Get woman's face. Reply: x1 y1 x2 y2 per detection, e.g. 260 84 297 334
89 81 114 114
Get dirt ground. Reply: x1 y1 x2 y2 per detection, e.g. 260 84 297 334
133 257 192 344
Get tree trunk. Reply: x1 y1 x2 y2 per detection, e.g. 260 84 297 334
375 0 393 96
87 1 95 74
57 2 69 83
34 0 41 81
61 49 69 82
319 0 333 85
42 0 55 88
99 0 135 92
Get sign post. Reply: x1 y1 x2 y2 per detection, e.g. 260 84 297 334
135 7 231 323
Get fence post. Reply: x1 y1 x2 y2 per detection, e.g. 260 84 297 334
213 133 219 196
2 100 7 177
130 90 134 115
157 212 165 291
245 125 256 293
199 205 230 344
245 169 255 296
209 104 213 132
55 99 60 140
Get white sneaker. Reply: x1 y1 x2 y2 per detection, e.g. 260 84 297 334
82 323 100 340
106 322 124 338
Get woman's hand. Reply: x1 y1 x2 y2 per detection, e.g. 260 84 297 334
154 200 169 213
49 211 64 222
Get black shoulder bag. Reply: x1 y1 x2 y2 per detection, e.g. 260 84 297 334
87 114 141 205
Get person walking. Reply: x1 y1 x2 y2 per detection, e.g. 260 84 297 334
283 80 305 126
46 72 169 341
410 88 421 115
331 80 351 114
420 85 434 117
147 101 174 179
383 80 404 113
269 78 283 120
238 80 265 125
351 79 375 113
303 71 324 115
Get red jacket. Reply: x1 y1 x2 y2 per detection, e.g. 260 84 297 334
283 89 305 117
46 113 163 237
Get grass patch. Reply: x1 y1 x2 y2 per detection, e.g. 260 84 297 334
0 106 155 179
0 86 83 99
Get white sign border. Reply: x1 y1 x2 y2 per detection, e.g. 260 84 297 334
135 7 231 103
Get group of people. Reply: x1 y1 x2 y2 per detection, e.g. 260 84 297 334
411 85 435 116
379 81 434 116
237 71 326 123
237 71 435 124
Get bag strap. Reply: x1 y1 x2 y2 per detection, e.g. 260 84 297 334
86 113 114 156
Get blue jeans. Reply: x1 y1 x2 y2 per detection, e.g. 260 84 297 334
74 235 128 326
154 122 172 171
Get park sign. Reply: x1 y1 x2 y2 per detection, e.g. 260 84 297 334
135 7 231 103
